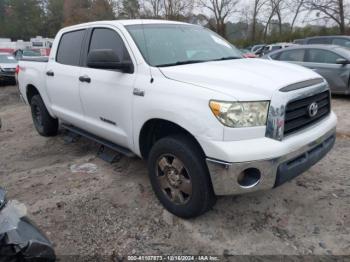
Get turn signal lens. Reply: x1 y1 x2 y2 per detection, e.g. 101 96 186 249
209 101 221 116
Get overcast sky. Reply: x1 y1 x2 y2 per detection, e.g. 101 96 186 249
193 0 350 28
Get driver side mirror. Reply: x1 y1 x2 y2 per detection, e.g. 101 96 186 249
336 58 350 65
0 187 7 210
87 49 134 73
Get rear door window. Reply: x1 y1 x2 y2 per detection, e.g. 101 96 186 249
56 30 85 66
278 49 305 62
305 49 343 64
88 28 131 62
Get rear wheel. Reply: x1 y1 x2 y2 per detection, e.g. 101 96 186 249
30 95 58 137
148 135 216 218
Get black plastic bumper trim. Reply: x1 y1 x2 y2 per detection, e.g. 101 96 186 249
274 133 336 187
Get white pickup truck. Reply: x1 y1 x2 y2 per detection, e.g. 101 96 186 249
18 20 337 218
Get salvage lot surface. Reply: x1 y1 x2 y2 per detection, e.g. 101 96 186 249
0 84 349 257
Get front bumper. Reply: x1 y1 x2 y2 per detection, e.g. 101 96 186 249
0 71 16 81
205 113 337 196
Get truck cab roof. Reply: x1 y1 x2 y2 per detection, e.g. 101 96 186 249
61 19 189 32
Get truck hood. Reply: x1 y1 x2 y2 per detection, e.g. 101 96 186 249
159 59 322 101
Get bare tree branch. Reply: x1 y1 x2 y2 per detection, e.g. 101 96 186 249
303 0 347 33
198 0 239 37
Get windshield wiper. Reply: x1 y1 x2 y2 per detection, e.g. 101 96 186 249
212 56 242 61
156 60 207 67
156 57 241 67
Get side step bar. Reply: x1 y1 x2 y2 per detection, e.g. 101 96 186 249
61 124 135 158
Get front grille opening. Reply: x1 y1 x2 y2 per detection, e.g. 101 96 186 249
284 91 331 136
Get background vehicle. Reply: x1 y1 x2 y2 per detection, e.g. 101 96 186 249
264 45 350 95
18 20 337 218
14 49 43 61
0 188 56 261
29 37 52 57
297 36 350 49
240 49 258 58
0 53 17 84
293 39 305 45
255 43 295 57
250 44 265 53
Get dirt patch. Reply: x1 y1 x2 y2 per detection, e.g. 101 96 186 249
0 86 349 257
0 85 21 108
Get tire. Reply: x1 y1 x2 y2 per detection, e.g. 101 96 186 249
30 95 58 137
148 135 216 218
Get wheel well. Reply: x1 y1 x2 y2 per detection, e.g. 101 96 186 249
139 119 206 160
26 85 40 104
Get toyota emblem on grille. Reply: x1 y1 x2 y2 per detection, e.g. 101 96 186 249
308 102 319 118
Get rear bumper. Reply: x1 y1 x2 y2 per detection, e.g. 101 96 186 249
205 113 337 196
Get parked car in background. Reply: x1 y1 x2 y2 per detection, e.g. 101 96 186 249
14 49 43 60
264 45 350 95
255 43 295 57
297 36 350 49
240 48 258 58
251 44 265 53
0 52 17 84
293 39 305 45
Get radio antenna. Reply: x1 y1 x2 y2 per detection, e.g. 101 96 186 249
141 19 154 83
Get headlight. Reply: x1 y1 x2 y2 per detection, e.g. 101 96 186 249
209 100 270 128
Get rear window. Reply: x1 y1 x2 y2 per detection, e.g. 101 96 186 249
23 50 41 57
307 38 332 45
332 38 350 48
56 30 85 66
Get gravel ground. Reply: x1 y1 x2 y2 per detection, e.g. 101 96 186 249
0 85 349 259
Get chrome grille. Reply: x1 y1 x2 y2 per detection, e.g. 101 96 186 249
284 91 331 136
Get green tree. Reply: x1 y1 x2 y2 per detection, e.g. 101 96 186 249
0 0 9 36
90 0 115 21
3 0 44 40
63 0 115 26
63 0 91 26
46 0 64 37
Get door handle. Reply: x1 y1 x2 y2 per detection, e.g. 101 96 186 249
133 88 145 97
46 70 54 76
79 75 91 83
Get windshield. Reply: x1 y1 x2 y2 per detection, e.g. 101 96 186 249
0 54 17 63
126 24 242 67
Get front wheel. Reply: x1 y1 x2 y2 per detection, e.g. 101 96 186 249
30 95 58 137
148 135 216 218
